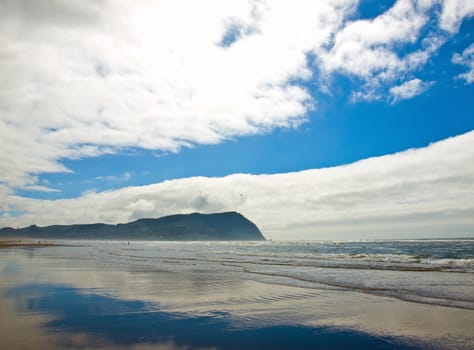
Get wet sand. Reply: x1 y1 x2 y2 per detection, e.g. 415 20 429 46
1 241 473 349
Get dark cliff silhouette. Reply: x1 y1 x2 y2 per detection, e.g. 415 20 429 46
0 212 265 241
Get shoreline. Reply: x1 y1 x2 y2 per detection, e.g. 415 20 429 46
0 241 473 349
0 240 65 249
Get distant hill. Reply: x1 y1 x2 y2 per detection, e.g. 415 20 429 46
0 212 265 241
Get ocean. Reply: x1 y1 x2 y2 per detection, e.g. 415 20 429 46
1 239 473 349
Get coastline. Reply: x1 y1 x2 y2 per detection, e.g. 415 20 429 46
0 240 65 249
1 240 472 349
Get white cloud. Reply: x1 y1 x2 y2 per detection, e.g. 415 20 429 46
0 0 473 196
452 43 474 84
94 172 132 183
439 0 474 33
2 131 473 240
0 0 356 192
319 0 430 77
389 78 431 102
20 185 61 193
317 0 449 101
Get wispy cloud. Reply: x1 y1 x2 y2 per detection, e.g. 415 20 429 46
452 43 474 84
2 131 473 239
19 185 61 193
319 0 450 102
94 172 132 183
389 78 431 102
438 0 474 33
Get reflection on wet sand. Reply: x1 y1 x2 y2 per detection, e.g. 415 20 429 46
3 283 427 350
0 300 191 350
1 243 473 349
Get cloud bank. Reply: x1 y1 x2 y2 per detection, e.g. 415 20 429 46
1 0 474 194
2 131 473 240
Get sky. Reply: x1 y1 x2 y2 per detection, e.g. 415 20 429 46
1 0 474 240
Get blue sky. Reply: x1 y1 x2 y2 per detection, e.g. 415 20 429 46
31 74 474 200
1 0 474 238
23 14 474 200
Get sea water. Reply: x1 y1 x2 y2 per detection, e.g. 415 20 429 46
91 239 474 309
1 239 473 349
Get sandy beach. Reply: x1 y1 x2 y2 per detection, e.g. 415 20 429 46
1 240 473 349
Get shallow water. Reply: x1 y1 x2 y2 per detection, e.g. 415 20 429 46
1 240 473 349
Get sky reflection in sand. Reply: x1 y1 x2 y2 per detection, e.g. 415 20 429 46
1 242 473 349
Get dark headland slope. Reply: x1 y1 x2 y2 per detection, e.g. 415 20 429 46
0 212 265 241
